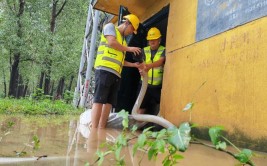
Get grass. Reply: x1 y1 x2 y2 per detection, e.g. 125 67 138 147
0 98 83 115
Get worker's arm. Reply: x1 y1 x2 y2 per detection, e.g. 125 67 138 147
145 57 165 72
105 35 141 55
124 61 144 69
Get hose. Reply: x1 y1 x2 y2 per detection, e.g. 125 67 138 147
130 71 175 128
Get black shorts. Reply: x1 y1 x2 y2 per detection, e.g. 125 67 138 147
93 70 121 106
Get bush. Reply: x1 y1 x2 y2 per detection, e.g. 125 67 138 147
0 98 83 115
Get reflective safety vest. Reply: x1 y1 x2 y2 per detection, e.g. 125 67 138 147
94 27 127 75
142 45 165 85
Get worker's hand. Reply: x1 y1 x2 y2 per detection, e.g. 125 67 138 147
136 62 145 70
144 64 152 72
133 62 141 68
127 47 141 56
138 63 147 76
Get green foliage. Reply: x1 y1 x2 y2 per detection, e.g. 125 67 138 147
14 135 41 157
234 149 253 164
117 110 129 129
32 88 45 100
32 135 40 150
94 100 256 166
168 122 191 152
208 126 225 148
208 126 254 165
63 90 73 103
0 98 83 115
0 0 92 96
95 110 187 166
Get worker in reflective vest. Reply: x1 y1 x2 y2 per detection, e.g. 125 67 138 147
137 27 166 115
91 14 142 128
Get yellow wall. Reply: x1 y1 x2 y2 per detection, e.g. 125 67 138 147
161 0 267 140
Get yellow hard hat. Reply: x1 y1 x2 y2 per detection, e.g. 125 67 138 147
123 14 140 34
146 27 161 40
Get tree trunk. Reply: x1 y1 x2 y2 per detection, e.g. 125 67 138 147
39 72 44 89
55 77 65 99
9 54 20 97
8 0 25 98
2 68 7 97
44 61 51 95
23 83 28 97
43 0 67 96
50 80 54 99
68 75 74 91
16 74 24 98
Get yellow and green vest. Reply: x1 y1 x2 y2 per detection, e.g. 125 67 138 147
94 27 127 75
142 45 165 85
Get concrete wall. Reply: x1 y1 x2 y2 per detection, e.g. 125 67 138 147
161 0 267 151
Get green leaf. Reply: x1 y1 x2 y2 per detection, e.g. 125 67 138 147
117 110 128 119
155 139 166 153
157 129 167 139
182 102 194 112
122 119 129 128
152 132 158 138
234 149 253 164
167 122 191 152
115 145 122 160
137 134 146 146
215 141 227 150
163 159 171 166
148 148 157 160
32 135 40 150
96 150 104 166
209 126 224 145
173 153 184 160
143 126 154 133
131 125 138 132
118 110 129 129
117 134 127 146
132 143 139 156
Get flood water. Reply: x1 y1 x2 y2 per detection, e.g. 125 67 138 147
1 114 267 166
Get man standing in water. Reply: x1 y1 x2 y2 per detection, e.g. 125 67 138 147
91 14 142 128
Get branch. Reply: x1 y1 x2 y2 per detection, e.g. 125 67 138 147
17 0 25 17
55 0 67 18
190 140 254 166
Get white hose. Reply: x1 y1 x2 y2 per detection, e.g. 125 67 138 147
131 72 148 115
131 71 175 129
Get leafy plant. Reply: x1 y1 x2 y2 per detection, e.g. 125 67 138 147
92 104 256 166
32 88 45 101
14 135 40 157
208 126 254 165
93 110 190 166
63 90 73 104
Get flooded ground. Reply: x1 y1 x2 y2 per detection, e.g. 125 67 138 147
0 114 267 166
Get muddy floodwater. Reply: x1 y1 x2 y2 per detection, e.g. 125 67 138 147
1 114 267 166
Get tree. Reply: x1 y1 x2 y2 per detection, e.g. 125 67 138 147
0 0 90 98
4 0 25 98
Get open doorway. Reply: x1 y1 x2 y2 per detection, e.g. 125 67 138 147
116 5 170 114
